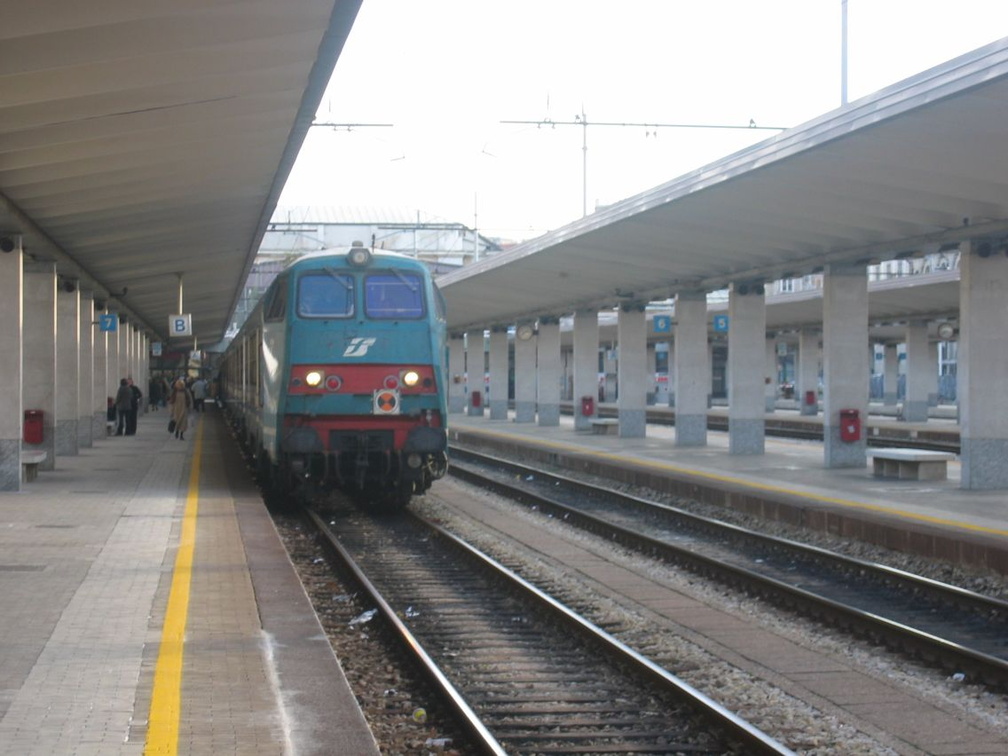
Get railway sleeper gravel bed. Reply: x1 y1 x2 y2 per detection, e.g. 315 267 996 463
308 503 790 754
447 449 1008 690
414 475 1008 754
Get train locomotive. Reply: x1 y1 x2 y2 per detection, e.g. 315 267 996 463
220 242 448 508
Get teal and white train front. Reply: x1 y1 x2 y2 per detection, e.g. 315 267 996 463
222 242 448 508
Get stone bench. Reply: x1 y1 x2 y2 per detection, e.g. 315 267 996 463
868 448 956 481
591 418 619 435
21 450 48 482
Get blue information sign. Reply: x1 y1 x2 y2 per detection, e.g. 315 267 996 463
99 314 117 332
653 315 671 333
713 314 729 333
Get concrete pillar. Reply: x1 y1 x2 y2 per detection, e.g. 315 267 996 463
0 243 22 490
139 333 149 414
514 323 537 422
78 290 94 448
928 341 940 407
728 284 766 455
447 334 465 414
798 327 819 415
23 262 57 471
646 344 657 405
55 283 80 456
93 310 109 438
106 313 120 397
572 309 598 430
616 305 646 438
765 336 777 412
959 240 1008 489
667 340 676 407
465 329 484 416
487 328 508 420
902 321 930 423
674 291 708 446
536 319 561 426
822 263 868 468
882 343 899 406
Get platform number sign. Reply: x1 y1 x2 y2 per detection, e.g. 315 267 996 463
713 314 729 333
98 313 117 332
653 315 671 333
169 314 192 337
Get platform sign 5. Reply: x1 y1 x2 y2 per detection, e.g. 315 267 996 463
169 314 192 337
98 314 117 332
713 314 729 332
653 315 671 333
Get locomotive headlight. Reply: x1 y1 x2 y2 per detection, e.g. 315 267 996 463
402 370 420 387
347 243 372 267
305 370 323 387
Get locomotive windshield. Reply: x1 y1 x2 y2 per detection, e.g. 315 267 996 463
297 270 354 318
365 272 425 319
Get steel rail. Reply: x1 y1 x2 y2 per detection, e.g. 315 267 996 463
449 447 1008 690
304 507 508 756
419 514 795 756
306 506 793 755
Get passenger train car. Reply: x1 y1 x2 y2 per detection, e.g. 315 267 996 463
220 242 448 508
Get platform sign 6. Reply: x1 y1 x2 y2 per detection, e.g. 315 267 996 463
169 314 192 337
653 315 671 333
98 314 117 332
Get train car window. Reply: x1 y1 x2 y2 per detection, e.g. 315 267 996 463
297 271 354 318
365 272 425 319
264 275 289 322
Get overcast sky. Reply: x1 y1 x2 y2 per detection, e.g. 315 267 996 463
278 1 1008 242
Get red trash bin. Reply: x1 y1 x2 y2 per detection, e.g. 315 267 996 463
24 409 44 444
839 408 861 442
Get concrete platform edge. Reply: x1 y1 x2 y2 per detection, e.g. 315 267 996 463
232 474 380 755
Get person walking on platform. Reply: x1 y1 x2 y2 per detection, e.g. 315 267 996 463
191 376 207 412
148 376 161 411
114 378 132 436
168 378 193 440
125 377 143 435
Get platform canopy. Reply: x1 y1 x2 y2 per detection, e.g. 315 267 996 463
0 0 362 344
438 38 1008 334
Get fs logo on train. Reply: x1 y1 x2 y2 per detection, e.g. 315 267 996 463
344 337 377 357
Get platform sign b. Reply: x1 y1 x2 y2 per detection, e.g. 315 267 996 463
169 314 192 337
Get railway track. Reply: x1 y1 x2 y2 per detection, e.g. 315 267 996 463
305 504 793 755
448 445 1008 691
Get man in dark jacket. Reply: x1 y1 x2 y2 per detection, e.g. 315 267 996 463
114 378 132 436
125 377 143 435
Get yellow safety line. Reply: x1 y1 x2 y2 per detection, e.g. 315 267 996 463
456 425 1008 539
145 418 204 755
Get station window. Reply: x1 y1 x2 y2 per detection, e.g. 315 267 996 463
365 272 425 319
297 270 354 318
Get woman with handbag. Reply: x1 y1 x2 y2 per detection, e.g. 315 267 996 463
168 379 193 440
